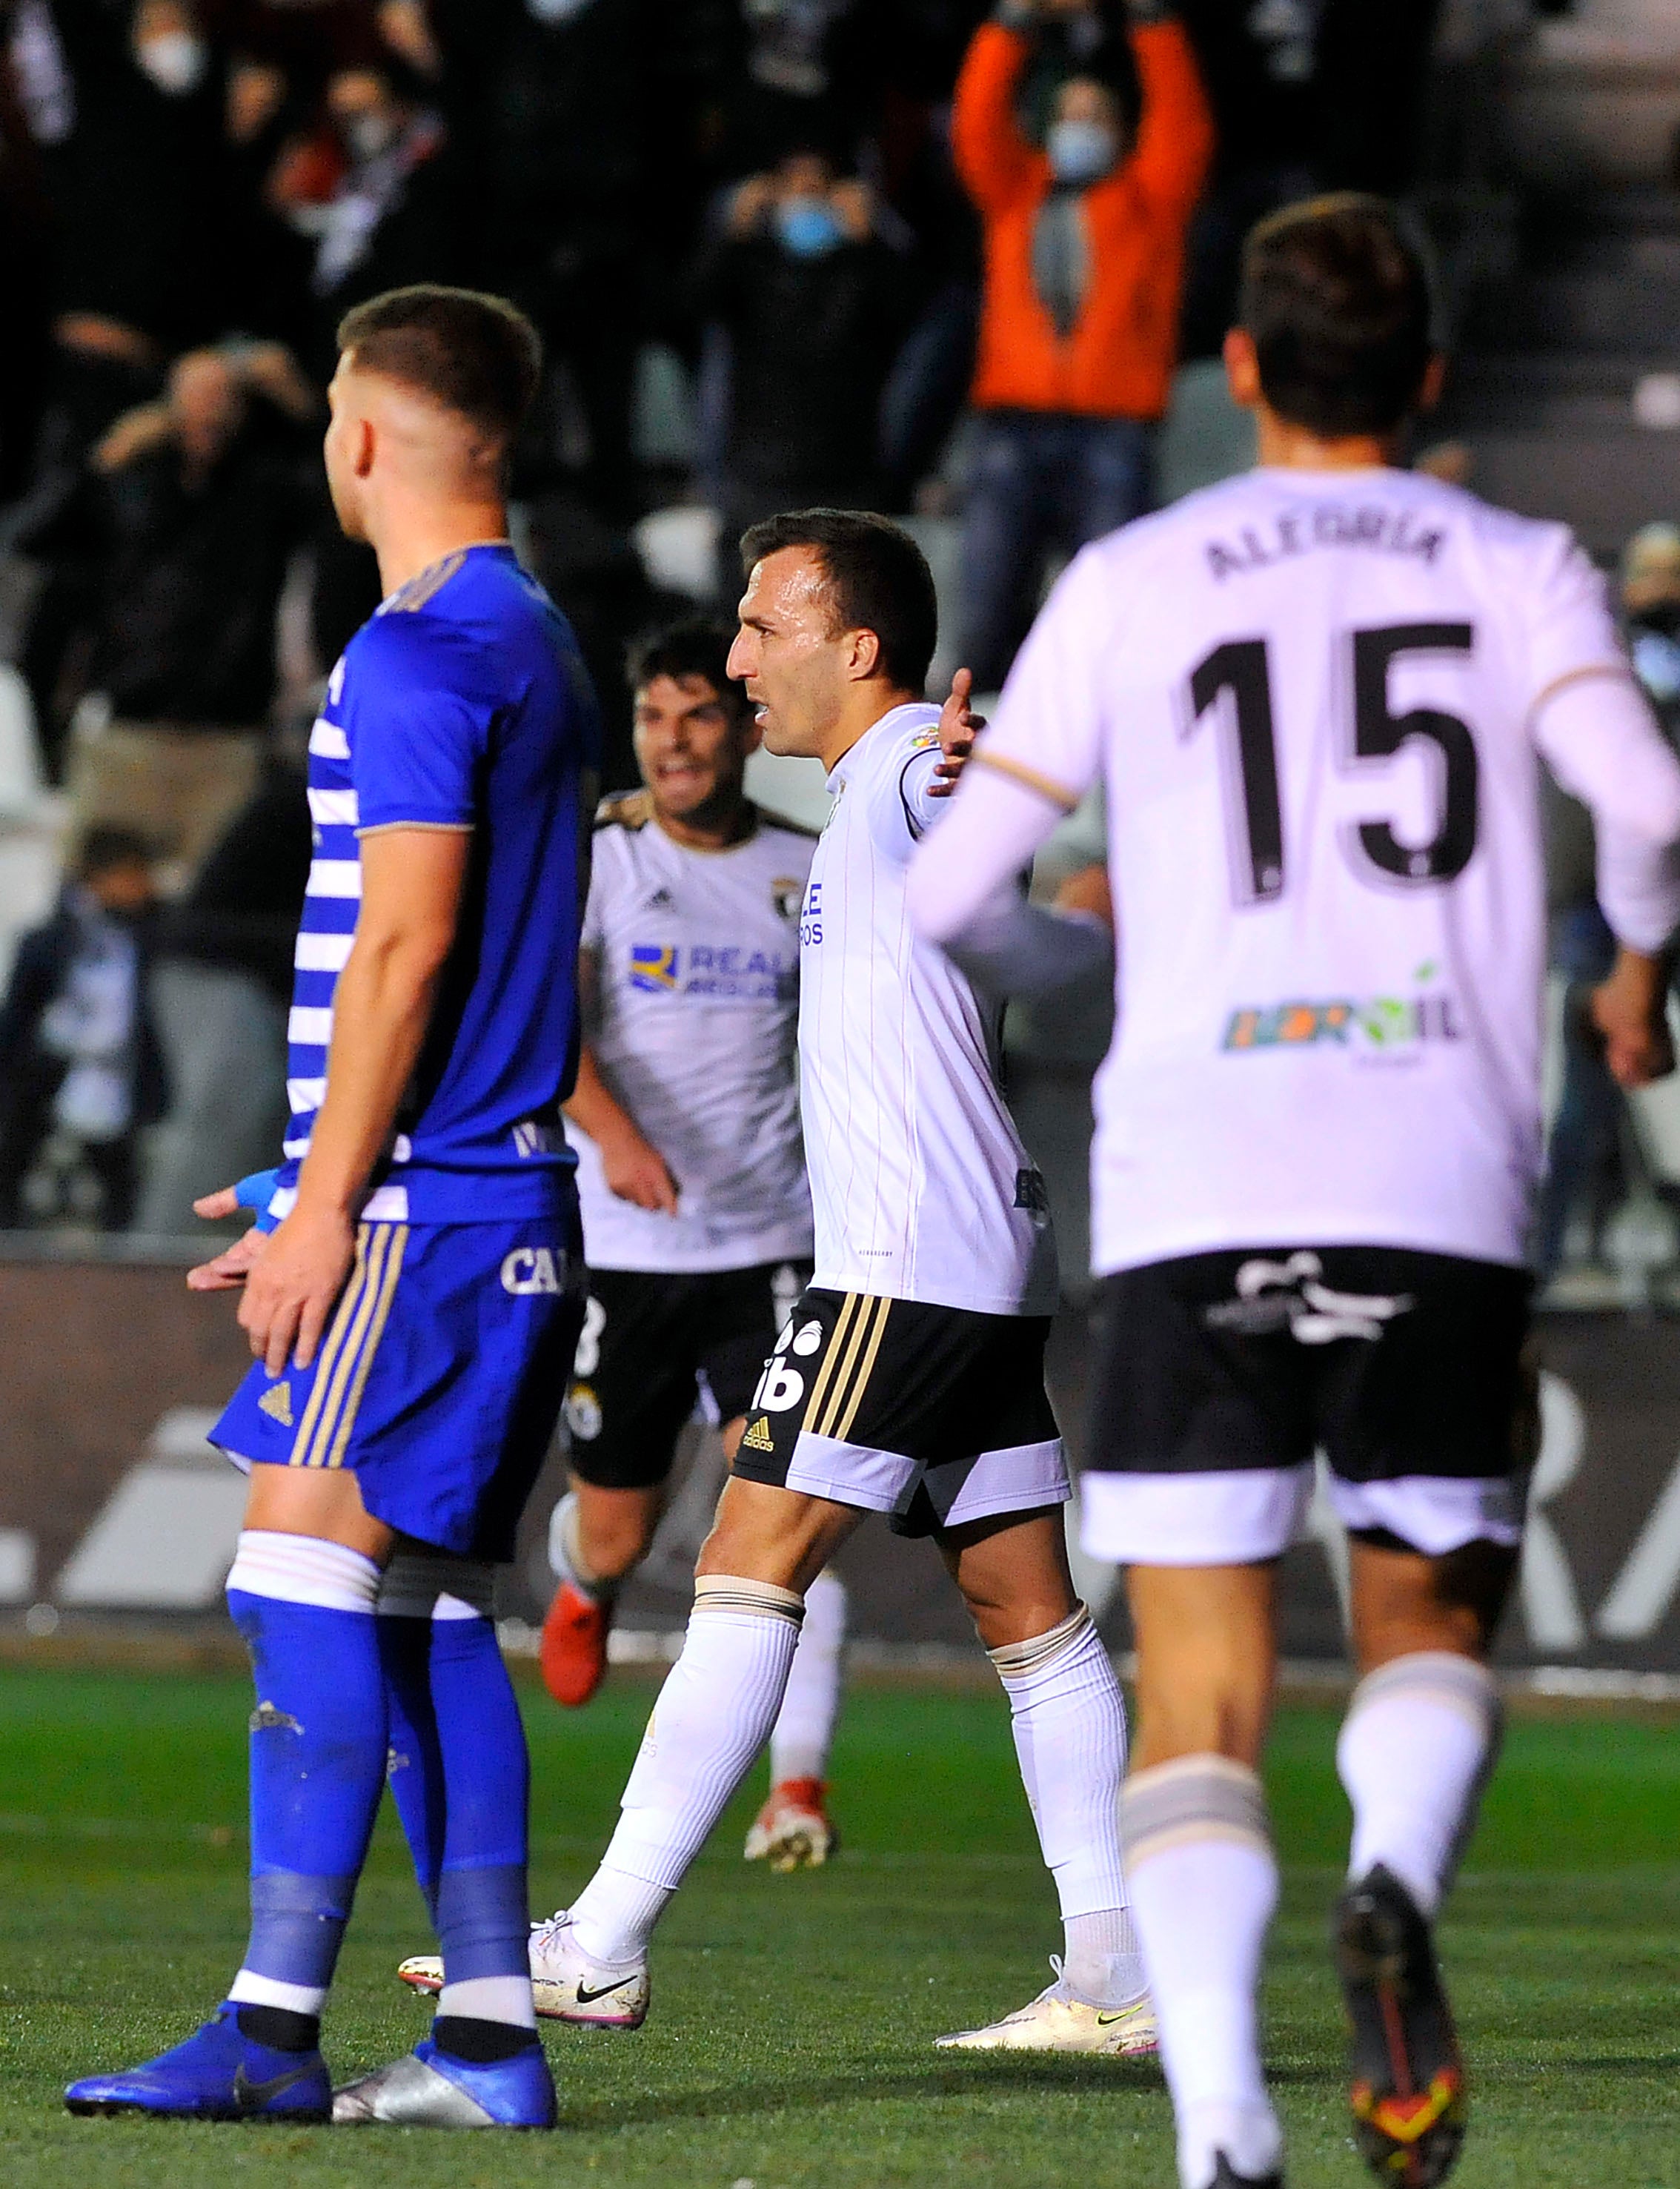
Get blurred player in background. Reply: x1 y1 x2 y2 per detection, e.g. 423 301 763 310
483 509 1155 2059
544 617 845 1871
66 285 600 2133
909 196 1680 2189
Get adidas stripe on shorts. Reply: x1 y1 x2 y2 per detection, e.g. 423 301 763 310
730 1285 1068 1538
212 1210 585 1560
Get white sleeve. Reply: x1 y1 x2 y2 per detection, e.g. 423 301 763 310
940 890 1113 998
906 761 1074 944
977 545 1115 805
907 549 1115 944
1533 675 1680 951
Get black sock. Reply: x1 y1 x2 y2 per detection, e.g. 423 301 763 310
236 2003 321 2053
433 2004 538 2057
431 2015 539 2064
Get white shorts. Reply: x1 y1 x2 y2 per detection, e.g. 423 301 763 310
1079 1464 1528 1567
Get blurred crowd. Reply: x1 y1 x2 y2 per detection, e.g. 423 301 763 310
0 0 1548 1240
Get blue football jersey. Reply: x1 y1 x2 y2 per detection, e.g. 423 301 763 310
276 543 600 1223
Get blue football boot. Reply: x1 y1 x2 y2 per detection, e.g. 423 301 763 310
65 2001 331 2119
333 2036 556 2127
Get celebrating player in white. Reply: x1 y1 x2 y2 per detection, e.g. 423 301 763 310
516 508 1154 2057
541 619 845 1872
909 196 1680 2188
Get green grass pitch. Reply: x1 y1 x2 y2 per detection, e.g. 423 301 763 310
0 1663 1673 2187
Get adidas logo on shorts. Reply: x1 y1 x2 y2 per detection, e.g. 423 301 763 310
258 1381 294 1428
740 1417 774 1453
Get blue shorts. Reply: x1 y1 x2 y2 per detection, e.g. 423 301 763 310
213 1207 584 1560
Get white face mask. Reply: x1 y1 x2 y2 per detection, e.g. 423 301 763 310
136 29 207 94
345 109 399 160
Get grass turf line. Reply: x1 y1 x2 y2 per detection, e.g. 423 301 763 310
0 1668 1673 2186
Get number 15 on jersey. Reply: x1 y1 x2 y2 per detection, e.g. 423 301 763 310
1187 622 1478 907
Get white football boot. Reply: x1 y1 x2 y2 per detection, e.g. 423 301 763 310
742 1778 837 1871
397 1910 649 2029
934 1960 1158 2058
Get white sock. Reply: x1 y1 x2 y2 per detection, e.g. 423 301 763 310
568 1574 803 1965
437 1975 537 2030
1338 1651 1501 1918
1123 1756 1283 2189
565 1868 672 1970
769 1567 847 1784
989 1605 1142 2008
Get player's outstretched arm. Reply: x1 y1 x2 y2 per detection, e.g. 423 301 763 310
237 826 469 1375
565 1046 680 1213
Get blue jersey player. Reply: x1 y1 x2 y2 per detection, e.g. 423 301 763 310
66 287 600 2131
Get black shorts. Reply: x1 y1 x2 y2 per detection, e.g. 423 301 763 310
565 1261 809 1491
1088 1245 1532 1483
728 1285 1069 1539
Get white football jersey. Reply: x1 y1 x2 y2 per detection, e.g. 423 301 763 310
569 796 815 1272
800 703 1058 1315
980 466 1680 1274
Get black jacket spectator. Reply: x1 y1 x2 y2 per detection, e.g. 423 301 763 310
27 413 313 730
692 166 912 524
0 847 167 1230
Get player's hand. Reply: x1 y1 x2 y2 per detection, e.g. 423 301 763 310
600 1127 680 1214
930 666 984 798
187 1215 269 1293
237 1201 357 1375
1590 950 1676 1088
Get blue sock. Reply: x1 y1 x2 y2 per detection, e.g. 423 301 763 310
376 1572 534 2035
224 1531 387 2027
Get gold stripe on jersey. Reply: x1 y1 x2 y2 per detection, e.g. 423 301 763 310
829 1296 893 1444
972 749 1081 812
1527 660 1641 727
800 1292 862 1436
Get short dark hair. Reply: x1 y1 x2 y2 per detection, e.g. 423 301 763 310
626 616 748 716
336 285 542 445
78 826 153 877
1239 195 1433 438
738 509 937 695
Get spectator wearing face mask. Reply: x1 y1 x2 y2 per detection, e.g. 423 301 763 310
263 62 461 368
952 0 1212 690
18 342 317 881
690 146 913 582
0 827 165 1231
46 0 250 357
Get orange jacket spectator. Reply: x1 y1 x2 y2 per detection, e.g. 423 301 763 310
953 10 1214 421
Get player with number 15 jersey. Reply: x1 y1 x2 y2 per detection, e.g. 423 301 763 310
910 196 1680 2189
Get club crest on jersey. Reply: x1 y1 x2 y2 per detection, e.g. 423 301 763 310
629 944 680 992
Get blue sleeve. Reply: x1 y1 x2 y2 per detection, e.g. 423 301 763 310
347 620 490 832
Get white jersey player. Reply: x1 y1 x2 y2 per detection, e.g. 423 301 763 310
909 196 1680 2189
505 509 1155 2064
544 620 846 1870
